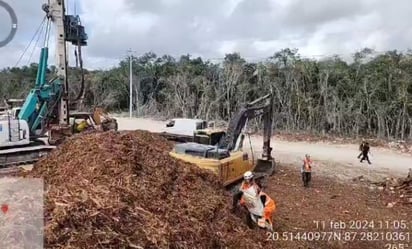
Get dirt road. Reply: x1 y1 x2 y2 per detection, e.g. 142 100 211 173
116 117 412 181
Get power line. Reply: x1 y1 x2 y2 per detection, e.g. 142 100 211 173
14 16 47 67
27 17 47 65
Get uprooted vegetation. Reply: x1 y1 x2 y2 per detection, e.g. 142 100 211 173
353 172 412 206
27 130 270 249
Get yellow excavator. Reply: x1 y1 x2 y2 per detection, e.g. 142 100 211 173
169 92 275 188
70 107 118 133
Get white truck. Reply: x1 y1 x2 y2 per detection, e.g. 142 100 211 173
161 118 212 142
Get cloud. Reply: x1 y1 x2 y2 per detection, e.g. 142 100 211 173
0 0 44 67
0 0 412 70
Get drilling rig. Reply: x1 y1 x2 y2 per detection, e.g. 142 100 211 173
0 0 96 167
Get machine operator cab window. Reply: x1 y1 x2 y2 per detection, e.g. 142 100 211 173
173 142 230 160
196 121 208 130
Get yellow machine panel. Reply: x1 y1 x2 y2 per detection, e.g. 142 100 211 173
169 150 253 186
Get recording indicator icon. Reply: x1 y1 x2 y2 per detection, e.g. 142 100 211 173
0 0 18 48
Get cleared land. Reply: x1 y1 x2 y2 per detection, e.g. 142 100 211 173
112 116 411 248
8 117 408 248
116 117 412 181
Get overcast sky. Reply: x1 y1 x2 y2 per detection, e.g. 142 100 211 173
0 0 411 70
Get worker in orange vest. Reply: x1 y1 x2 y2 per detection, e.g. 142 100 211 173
232 171 261 211
233 171 276 231
239 187 276 231
301 154 313 187
259 190 276 231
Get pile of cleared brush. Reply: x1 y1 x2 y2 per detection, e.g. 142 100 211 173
28 130 268 249
369 170 412 206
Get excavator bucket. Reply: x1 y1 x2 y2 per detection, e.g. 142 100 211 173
250 159 275 189
101 119 118 131
253 159 275 177
92 107 118 131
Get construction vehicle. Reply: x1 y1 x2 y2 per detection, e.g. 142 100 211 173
0 0 97 167
160 118 212 143
69 107 118 134
159 118 228 145
169 92 275 189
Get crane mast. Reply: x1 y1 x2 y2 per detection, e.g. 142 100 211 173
41 0 87 144
47 0 69 126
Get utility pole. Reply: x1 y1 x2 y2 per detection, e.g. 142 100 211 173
128 49 133 118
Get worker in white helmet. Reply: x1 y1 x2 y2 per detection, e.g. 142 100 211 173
240 171 261 192
232 171 261 211
233 171 276 231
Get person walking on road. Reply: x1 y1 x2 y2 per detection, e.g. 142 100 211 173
359 142 372 164
301 154 313 187
357 140 366 159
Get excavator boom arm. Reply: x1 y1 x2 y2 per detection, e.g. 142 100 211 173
219 92 274 157
261 94 274 160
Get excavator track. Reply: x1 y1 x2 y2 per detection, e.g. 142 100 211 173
0 142 55 168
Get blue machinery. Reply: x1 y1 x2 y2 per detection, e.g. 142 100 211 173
18 0 88 142
0 0 88 167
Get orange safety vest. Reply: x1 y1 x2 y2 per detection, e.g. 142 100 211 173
303 158 312 172
260 192 276 220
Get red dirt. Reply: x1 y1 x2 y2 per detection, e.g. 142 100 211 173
263 165 412 249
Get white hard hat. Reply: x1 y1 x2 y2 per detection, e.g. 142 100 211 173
243 171 254 180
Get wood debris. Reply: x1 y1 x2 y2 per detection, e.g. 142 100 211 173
27 130 268 249
370 171 412 205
